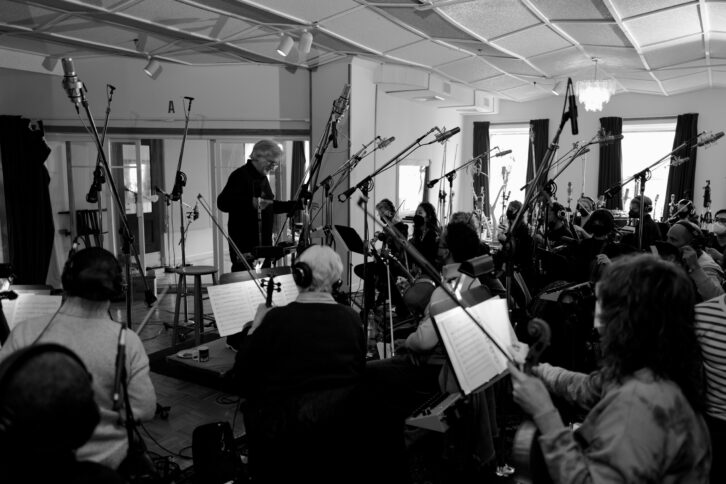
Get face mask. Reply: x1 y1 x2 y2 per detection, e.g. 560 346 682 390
628 209 639 219
714 222 726 235
413 215 425 227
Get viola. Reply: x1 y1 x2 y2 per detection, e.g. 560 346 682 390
511 318 553 484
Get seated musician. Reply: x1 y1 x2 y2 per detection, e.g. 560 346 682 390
569 209 617 282
509 254 711 483
233 245 366 484
497 200 534 277
538 202 575 248
671 198 700 225
705 208 726 267
354 198 411 319
621 195 661 249
666 220 724 301
410 202 441 271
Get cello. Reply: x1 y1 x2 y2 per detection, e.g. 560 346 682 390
511 318 553 484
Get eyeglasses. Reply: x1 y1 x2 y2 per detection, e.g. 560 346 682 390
715 217 726 224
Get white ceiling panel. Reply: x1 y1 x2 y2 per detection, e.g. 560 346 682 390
437 57 501 82
610 0 694 20
0 1 62 28
388 40 468 66
0 34 85 56
556 22 630 47
493 25 571 58
652 59 709 79
584 46 644 70
323 7 423 53
501 82 546 101
472 75 528 92
643 40 705 69
711 70 726 85
120 0 256 40
660 71 709 92
441 0 541 40
624 4 701 47
708 2 726 33
48 17 156 48
483 55 544 77
617 78 663 93
529 46 593 75
245 0 361 23
70 0 132 9
616 70 659 80
529 0 612 21
171 49 243 64
709 35 726 58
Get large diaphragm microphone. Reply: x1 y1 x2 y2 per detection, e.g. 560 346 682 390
434 126 460 143
61 58 84 108
332 84 351 121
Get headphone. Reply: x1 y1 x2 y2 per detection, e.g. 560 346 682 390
61 247 124 301
673 220 706 250
292 261 313 288
0 344 99 450
677 199 695 217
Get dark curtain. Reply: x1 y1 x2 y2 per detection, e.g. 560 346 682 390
290 141 306 223
473 121 490 216
0 116 53 284
598 117 623 210
663 113 698 220
526 119 549 200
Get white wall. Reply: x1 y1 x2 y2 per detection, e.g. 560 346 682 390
461 88 726 213
0 57 309 131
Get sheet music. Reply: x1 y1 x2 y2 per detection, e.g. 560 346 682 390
207 274 299 337
3 294 62 331
433 297 514 395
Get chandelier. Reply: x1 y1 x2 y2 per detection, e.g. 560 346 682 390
575 58 616 112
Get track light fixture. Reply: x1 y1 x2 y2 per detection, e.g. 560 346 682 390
299 30 313 55
42 56 59 71
276 35 294 57
143 57 162 79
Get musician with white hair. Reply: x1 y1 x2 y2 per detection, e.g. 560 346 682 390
232 245 366 484
217 139 299 270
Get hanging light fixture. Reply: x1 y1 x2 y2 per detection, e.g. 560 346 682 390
298 30 314 55
575 58 616 112
276 34 294 57
144 57 162 79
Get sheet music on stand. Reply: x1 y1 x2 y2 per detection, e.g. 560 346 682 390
207 274 299 336
432 297 517 395
3 294 62 331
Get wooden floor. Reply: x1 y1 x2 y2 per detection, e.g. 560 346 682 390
112 280 243 472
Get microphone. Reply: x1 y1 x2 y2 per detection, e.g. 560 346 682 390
494 149 512 157
86 183 99 204
567 78 578 136
332 84 351 121
61 58 84 108
377 136 395 149
434 126 461 143
338 186 357 202
695 131 725 147
426 179 439 189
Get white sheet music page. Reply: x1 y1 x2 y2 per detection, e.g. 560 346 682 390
433 297 515 395
4 294 62 331
207 274 298 336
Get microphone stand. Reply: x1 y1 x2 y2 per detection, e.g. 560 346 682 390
356 196 516 367
170 97 194 322
62 70 156 417
504 86 573 316
338 128 437 335
603 134 700 250
87 84 115 245
197 195 267 298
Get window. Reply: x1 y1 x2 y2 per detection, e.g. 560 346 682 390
488 125 529 220
621 119 676 214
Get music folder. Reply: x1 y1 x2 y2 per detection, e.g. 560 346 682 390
334 225 365 254
431 296 516 396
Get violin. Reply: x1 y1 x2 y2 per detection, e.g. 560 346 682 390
511 318 553 484
261 275 281 308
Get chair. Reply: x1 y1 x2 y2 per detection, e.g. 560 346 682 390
172 266 218 346
75 210 105 247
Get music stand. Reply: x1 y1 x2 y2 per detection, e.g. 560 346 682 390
334 225 366 255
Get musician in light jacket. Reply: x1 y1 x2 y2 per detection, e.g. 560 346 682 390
509 254 710 483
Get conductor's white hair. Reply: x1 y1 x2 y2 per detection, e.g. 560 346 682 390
297 245 343 292
251 139 282 159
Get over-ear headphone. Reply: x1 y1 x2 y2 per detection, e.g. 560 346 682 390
292 261 313 288
673 220 705 250
557 208 567 220
0 344 99 450
62 247 124 300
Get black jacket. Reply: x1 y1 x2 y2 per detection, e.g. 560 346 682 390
217 161 295 258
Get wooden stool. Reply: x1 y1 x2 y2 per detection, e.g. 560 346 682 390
172 266 218 346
